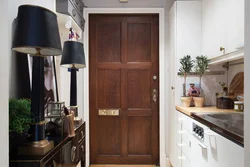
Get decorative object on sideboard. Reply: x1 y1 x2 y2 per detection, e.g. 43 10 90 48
193 55 209 107
11 5 62 155
179 55 194 107
62 106 75 137
60 41 86 124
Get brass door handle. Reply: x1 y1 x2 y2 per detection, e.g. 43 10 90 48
152 89 158 102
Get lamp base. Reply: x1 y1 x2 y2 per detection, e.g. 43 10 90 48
18 139 54 155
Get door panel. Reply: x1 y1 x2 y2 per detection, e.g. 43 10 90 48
128 116 152 155
98 117 121 155
97 22 121 62
90 14 159 165
127 69 151 108
97 69 121 108
127 23 152 62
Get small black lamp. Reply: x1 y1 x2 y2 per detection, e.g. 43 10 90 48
60 41 86 119
12 5 62 155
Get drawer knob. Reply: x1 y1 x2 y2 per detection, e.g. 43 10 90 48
71 146 76 162
53 160 57 167
81 144 84 152
72 9 76 17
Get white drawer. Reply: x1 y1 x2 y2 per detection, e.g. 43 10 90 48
176 123 182 144
175 147 182 167
176 111 192 133
181 154 191 167
182 129 191 144
182 140 191 161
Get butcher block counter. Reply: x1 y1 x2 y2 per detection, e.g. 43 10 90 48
176 105 236 116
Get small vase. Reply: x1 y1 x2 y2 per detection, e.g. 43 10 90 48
181 97 192 107
193 97 205 107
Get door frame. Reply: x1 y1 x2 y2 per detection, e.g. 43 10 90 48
83 8 167 167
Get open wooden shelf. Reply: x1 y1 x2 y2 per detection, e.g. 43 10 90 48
177 71 225 76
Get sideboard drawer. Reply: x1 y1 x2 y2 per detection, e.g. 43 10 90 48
44 150 61 167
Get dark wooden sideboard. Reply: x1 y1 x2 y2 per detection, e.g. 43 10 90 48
10 122 85 167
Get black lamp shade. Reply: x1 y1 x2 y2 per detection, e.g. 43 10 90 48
12 5 62 56
61 41 86 69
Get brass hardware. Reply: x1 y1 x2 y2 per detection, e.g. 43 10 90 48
78 131 85 143
220 47 226 55
153 75 157 80
220 47 225 51
71 146 76 162
152 89 158 102
98 109 119 116
53 160 57 167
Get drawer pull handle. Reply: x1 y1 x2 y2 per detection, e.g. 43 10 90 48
198 143 207 149
178 118 185 121
178 143 185 147
178 130 185 134
78 130 85 143
71 146 76 162
178 156 186 160
205 130 217 136
53 160 56 167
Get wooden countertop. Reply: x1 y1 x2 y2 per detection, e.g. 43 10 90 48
176 106 236 116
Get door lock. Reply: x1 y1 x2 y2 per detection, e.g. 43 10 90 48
152 89 158 102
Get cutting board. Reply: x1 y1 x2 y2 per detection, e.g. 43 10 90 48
229 72 244 96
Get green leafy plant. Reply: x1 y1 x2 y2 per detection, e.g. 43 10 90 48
179 55 194 96
9 98 33 134
194 55 209 91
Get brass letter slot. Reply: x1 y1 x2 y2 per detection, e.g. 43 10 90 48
98 109 120 116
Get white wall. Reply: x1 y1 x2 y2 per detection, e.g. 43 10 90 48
0 0 9 166
244 0 250 166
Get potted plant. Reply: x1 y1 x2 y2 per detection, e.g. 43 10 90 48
193 55 209 107
9 98 33 153
179 55 194 107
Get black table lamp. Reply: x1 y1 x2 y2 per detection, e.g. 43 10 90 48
60 41 86 118
12 5 62 155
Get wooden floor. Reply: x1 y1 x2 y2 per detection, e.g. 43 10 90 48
90 165 156 167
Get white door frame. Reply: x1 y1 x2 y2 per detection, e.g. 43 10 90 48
83 8 166 167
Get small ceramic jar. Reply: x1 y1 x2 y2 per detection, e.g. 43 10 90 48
234 101 244 112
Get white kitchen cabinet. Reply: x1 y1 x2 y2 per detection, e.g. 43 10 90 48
202 0 226 58
202 0 244 58
204 130 244 167
190 135 208 167
225 0 244 53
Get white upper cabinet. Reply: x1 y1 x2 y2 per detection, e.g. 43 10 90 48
202 0 226 59
202 0 244 59
225 0 244 53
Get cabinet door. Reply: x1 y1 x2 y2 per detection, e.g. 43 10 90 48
204 130 244 167
225 0 244 53
202 0 226 58
190 135 207 167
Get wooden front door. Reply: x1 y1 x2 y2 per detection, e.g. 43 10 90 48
89 14 159 165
